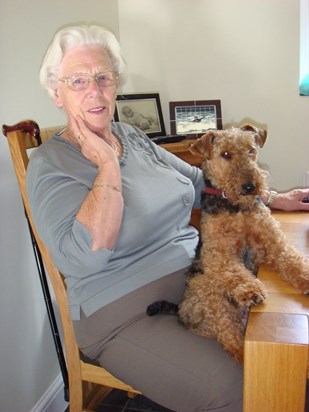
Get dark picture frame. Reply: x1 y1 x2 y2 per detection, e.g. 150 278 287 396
169 100 222 138
114 92 166 138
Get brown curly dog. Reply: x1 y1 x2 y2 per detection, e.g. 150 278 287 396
147 124 309 363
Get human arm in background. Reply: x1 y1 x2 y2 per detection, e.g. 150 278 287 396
262 188 309 211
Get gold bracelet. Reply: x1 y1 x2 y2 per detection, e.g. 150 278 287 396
92 184 121 192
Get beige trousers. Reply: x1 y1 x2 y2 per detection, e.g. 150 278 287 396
73 269 243 412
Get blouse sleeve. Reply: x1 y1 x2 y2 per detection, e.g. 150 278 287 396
26 149 114 276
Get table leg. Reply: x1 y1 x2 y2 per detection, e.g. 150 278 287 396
244 312 308 412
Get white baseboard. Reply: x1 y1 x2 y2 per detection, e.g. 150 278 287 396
31 373 68 412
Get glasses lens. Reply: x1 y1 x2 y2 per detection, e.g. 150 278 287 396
63 72 118 91
96 72 117 87
69 74 89 91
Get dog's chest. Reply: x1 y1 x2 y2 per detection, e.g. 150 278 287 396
200 196 261 275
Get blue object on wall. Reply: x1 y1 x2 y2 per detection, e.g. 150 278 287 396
299 74 309 96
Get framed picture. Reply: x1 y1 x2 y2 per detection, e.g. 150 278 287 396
114 92 166 138
169 100 222 138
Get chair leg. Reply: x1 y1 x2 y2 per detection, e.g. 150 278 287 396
83 382 113 411
25 211 69 401
127 391 138 399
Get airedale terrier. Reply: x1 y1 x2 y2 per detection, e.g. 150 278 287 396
147 124 309 363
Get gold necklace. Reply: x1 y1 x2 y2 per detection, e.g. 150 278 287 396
64 128 121 157
64 128 79 146
110 136 121 157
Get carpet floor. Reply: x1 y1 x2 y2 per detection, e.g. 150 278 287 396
96 389 174 412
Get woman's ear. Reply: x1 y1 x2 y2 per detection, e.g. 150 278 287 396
54 88 63 108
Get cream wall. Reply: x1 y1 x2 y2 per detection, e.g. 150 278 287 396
0 1 119 411
0 1 308 411
118 0 309 191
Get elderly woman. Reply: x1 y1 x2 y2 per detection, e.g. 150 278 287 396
27 24 309 412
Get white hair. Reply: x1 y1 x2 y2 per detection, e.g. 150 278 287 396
39 24 127 98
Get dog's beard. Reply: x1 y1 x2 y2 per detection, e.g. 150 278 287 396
213 169 269 208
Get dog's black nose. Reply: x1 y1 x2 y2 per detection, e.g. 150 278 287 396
242 183 256 195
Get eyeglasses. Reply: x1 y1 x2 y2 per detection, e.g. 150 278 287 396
58 71 119 91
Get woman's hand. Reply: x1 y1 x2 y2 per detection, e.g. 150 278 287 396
68 115 118 168
68 114 123 251
270 188 309 211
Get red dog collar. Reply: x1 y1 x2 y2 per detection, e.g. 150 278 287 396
204 186 227 198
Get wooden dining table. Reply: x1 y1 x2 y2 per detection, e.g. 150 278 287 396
243 211 309 412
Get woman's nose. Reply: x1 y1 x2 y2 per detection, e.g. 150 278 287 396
87 78 103 95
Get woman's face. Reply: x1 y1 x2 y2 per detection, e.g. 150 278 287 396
55 45 117 134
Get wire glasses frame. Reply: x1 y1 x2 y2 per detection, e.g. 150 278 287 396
58 71 119 91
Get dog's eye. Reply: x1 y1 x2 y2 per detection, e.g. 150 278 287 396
221 151 232 160
248 148 256 157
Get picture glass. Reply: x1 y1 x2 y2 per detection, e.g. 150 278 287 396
175 104 218 135
114 93 166 138
169 100 222 138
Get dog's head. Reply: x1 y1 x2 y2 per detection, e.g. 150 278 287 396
190 124 269 207
190 124 267 159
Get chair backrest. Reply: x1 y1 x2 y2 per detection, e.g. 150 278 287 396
3 120 92 407
2 121 82 384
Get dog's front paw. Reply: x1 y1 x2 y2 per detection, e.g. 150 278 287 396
296 278 309 295
294 266 309 295
229 279 267 307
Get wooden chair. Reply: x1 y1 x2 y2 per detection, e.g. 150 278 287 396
2 120 141 412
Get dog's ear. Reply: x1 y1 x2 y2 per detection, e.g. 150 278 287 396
189 132 216 159
240 124 267 148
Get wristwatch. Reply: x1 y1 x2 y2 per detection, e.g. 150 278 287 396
266 190 278 207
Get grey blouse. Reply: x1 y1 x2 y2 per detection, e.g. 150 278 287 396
27 122 204 320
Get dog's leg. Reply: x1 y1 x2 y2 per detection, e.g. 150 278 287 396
211 298 246 364
200 212 268 305
178 274 246 363
247 206 309 294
